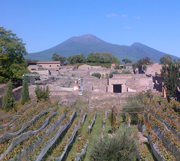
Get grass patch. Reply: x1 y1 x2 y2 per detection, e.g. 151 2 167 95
66 114 90 160
84 114 102 161
104 113 111 134
76 101 89 108
143 142 157 161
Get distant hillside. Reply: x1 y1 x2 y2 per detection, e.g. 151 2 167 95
25 34 178 62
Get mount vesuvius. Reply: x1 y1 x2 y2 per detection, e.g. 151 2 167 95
25 34 178 62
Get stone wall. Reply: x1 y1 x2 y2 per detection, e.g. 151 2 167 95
145 63 162 76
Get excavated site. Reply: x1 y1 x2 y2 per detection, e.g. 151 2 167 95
1 63 179 161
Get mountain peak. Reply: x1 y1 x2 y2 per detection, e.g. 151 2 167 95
131 42 142 47
64 34 106 44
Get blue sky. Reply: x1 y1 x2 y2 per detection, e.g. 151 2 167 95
1 0 180 57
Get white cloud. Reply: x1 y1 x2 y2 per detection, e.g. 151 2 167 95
107 13 117 17
122 14 128 17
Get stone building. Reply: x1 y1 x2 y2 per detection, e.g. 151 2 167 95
37 61 61 69
108 74 154 93
78 64 91 70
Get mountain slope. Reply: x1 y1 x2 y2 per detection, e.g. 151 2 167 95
25 34 178 62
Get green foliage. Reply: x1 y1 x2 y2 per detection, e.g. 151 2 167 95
52 53 66 64
35 86 50 102
67 54 86 64
87 52 119 63
122 59 132 64
114 63 122 69
2 80 15 112
91 73 101 79
122 70 131 74
159 54 172 64
122 93 145 123
142 64 147 71
145 89 153 101
108 107 116 132
25 59 39 63
109 70 120 78
132 57 152 69
21 75 30 105
0 27 29 82
161 61 180 102
90 126 138 161
123 93 145 107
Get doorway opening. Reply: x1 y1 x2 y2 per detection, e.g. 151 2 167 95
113 84 122 93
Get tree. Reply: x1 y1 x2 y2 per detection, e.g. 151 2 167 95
35 86 50 102
91 73 101 79
87 52 119 63
114 62 122 69
160 54 172 64
25 59 39 63
52 53 66 64
132 57 152 69
161 61 180 102
0 27 29 82
2 80 15 112
122 59 132 64
67 54 86 64
21 75 30 105
90 126 138 161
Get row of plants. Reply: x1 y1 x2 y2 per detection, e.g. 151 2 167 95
5 102 50 133
145 98 180 134
159 97 180 114
148 113 180 159
33 109 76 160
144 98 180 160
0 105 66 160
0 103 50 156
70 111 97 161
152 98 180 121
0 101 38 133
48 110 87 160
147 127 176 161
1 111 57 160
50 118 79 159
0 108 51 145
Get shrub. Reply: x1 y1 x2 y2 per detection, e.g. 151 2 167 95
108 107 116 132
21 75 31 105
91 73 101 79
35 86 50 102
2 80 15 112
109 71 120 78
122 70 131 74
143 64 147 71
90 126 138 161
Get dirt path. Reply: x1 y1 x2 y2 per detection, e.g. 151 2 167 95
138 132 148 142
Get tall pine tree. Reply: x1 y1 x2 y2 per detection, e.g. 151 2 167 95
2 80 15 112
21 75 30 105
